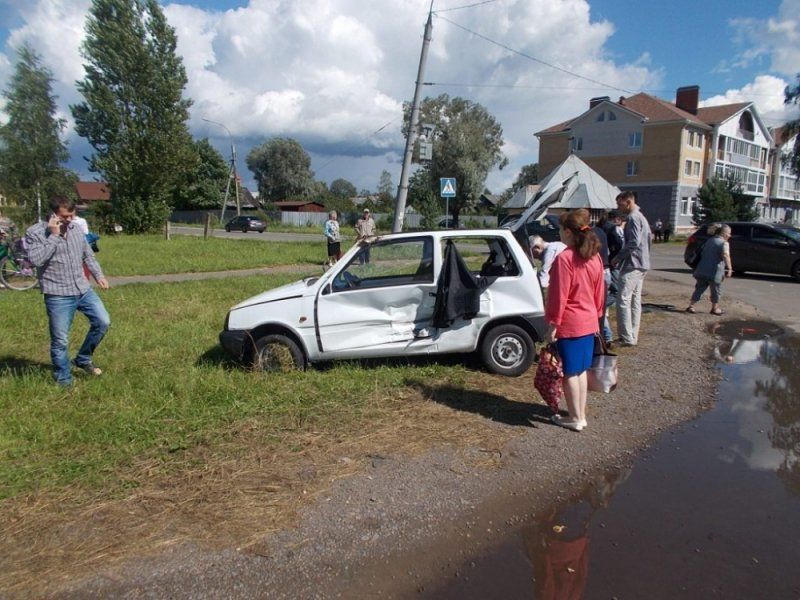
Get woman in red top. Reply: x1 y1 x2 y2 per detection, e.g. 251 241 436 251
545 209 605 432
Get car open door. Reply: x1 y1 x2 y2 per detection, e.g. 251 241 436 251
315 236 437 353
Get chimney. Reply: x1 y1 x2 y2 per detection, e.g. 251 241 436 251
675 85 700 114
589 96 610 109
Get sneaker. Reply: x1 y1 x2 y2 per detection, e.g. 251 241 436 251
559 419 584 432
74 361 102 376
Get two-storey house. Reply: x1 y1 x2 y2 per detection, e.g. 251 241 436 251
535 86 773 231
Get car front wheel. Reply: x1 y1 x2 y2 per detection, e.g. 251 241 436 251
480 324 534 376
252 334 306 372
792 260 800 283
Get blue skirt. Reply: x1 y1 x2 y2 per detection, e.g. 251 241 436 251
556 334 595 376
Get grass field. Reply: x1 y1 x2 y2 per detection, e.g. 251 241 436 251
95 234 326 276
0 275 469 500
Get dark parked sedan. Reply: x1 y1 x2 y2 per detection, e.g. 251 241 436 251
225 215 266 233
684 222 800 281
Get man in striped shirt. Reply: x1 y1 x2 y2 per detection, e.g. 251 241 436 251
25 196 110 387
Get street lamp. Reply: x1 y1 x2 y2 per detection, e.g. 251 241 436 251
202 117 240 222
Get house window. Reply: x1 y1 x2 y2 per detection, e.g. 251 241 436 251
628 132 642 148
685 160 692 175
680 196 695 216
571 137 583 151
693 161 701 176
608 111 616 121
688 131 695 146
596 112 605 122
696 135 703 149
626 160 639 176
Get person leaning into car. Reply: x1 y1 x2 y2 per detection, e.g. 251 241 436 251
686 223 732 316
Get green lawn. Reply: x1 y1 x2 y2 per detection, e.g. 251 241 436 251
96 234 326 276
0 275 466 499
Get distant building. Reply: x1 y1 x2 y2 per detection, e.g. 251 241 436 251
767 126 800 224
536 86 773 231
74 181 111 208
478 193 500 209
503 184 541 215
274 200 326 212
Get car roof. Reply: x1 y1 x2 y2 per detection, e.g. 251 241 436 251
370 229 514 242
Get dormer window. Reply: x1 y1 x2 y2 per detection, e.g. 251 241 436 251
596 112 605 122
608 111 616 121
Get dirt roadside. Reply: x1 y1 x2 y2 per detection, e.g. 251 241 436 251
10 274 756 599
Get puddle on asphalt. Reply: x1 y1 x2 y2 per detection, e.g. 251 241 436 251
427 320 800 599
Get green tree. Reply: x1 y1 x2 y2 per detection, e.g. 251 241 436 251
172 138 229 210
377 169 394 210
72 0 194 233
693 176 738 224
407 167 441 229
329 178 357 198
783 75 800 177
0 45 75 221
246 137 314 202
405 94 507 227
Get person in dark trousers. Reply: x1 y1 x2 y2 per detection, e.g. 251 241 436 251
662 220 673 243
24 196 110 387
599 210 624 344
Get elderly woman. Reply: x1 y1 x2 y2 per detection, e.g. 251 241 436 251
323 211 342 267
686 224 733 315
545 209 606 432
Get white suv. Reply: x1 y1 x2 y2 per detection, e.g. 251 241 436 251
220 229 546 376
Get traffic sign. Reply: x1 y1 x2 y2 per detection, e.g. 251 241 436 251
440 177 456 198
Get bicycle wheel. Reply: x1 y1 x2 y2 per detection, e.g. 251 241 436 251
0 256 38 290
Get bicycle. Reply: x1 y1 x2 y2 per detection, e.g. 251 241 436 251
0 233 38 291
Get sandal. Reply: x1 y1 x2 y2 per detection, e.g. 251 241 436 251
710 309 724 316
685 306 696 314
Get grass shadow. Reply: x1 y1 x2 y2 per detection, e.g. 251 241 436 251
195 345 241 370
406 379 554 427
0 356 51 377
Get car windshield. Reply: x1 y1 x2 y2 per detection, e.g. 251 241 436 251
779 227 800 242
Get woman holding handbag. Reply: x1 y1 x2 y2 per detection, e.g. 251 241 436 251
544 209 605 431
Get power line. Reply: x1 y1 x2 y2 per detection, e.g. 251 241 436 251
314 117 399 174
424 81 788 99
434 0 498 13
434 13 635 95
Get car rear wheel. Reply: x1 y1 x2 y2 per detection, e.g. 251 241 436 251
252 334 306 372
241 226 248 233
480 324 534 377
791 260 800 283
225 226 231 232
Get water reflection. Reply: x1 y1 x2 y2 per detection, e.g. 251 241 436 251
522 468 630 599
756 335 800 496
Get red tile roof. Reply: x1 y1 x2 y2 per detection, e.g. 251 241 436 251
536 93 756 137
695 102 750 125
619 93 709 127
74 181 110 202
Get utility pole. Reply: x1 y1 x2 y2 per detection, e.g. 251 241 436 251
203 118 239 223
392 1 434 233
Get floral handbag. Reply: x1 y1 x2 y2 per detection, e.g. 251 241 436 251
534 343 564 414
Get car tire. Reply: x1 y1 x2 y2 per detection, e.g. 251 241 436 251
791 260 800 283
480 324 534 377
225 226 231 232
252 334 306 372
241 226 248 233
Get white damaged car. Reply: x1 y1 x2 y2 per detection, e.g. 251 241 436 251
219 229 546 376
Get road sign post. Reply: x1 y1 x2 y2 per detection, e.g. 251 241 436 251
440 178 456 228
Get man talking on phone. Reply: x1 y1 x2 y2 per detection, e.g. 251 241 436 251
25 196 111 387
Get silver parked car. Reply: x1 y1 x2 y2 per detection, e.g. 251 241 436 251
220 229 547 375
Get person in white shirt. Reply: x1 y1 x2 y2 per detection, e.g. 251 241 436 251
529 235 567 289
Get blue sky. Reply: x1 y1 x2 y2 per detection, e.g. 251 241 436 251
0 0 796 194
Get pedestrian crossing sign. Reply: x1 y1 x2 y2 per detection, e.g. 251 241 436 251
440 177 456 198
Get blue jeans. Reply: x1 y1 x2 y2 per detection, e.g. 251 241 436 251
45 290 111 385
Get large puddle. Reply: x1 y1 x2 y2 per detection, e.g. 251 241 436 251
428 320 800 599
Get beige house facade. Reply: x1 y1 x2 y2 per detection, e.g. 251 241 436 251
536 86 774 232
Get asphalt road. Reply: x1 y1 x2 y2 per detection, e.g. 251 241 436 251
171 225 320 243
649 242 800 333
